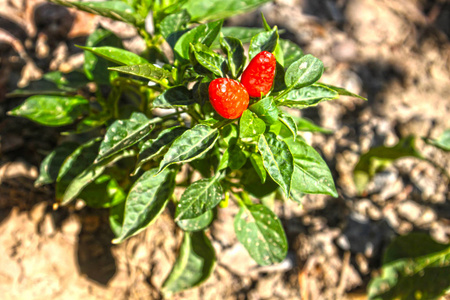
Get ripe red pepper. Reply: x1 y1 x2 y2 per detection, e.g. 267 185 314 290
240 51 276 98
209 78 249 119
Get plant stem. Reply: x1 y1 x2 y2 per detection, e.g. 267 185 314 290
212 119 235 130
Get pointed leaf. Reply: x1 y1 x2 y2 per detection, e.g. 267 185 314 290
35 142 80 187
113 168 175 243
316 82 366 100
109 64 173 86
177 210 214 232
220 35 246 78
175 177 223 220
248 27 279 59
239 109 266 138
162 231 216 294
109 201 125 237
277 85 339 108
80 174 126 208
153 86 195 108
285 137 338 198
279 39 303 68
278 112 298 140
212 27 265 48
134 126 187 175
160 9 191 48
8 95 89 126
77 46 148 66
258 132 294 196
158 124 219 172
191 43 226 77
249 96 279 125
234 204 288 265
285 54 324 89
297 117 332 133
96 112 153 163
250 153 267 183
183 0 270 21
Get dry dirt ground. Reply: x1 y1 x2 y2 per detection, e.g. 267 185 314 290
1 0 450 299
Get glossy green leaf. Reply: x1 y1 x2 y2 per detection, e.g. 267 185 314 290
368 233 450 300
61 149 134 205
109 202 125 237
250 153 266 183
183 0 270 21
175 177 223 220
234 204 288 265
174 20 223 63
428 129 450 151
248 27 279 59
160 9 191 48
272 61 287 93
55 138 101 200
285 54 324 89
77 45 148 66
297 117 332 133
8 95 89 126
134 126 187 175
162 231 216 295
83 28 123 84
316 82 366 100
212 27 264 48
80 174 126 208
249 97 279 125
191 43 226 77
113 168 175 243
353 136 423 194
7 70 89 96
177 210 214 232
49 0 142 25
285 137 337 198
279 39 303 68
220 35 246 78
96 112 153 163
153 85 195 108
158 124 219 173
239 109 266 138
278 112 298 140
277 85 339 108
34 142 79 187
109 64 173 86
258 132 293 196
219 143 249 170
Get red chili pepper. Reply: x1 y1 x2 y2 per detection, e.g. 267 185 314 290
209 78 249 119
240 51 276 98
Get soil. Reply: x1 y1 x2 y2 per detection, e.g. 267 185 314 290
1 0 450 299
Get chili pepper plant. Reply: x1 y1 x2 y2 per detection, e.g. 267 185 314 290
7 0 366 294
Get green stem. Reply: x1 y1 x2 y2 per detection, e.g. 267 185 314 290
274 85 294 102
212 119 235 130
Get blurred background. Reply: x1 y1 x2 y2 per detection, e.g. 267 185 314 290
0 0 449 299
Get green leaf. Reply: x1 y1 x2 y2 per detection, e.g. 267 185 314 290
55 138 102 200
234 204 288 265
83 28 123 84
212 27 265 48
285 54 324 89
249 97 279 125
248 27 279 59
239 110 266 138
49 0 142 25
353 136 423 194
219 143 249 170
109 202 125 237
277 85 339 108
77 46 148 66
162 231 216 295
177 210 214 232
80 174 126 208
153 85 195 108
191 43 226 77
278 112 298 140
220 35 246 78
297 117 332 133
250 153 267 183
279 39 303 68
8 95 89 126
272 62 287 93
34 142 80 187
174 20 223 63
158 124 219 173
160 9 191 48
95 112 154 163
175 177 223 221
113 168 175 243
61 149 134 205
316 82 366 100
258 132 294 196
428 129 450 151
109 64 173 86
134 126 187 175
285 137 338 198
7 70 89 96
183 0 270 21
368 233 450 300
